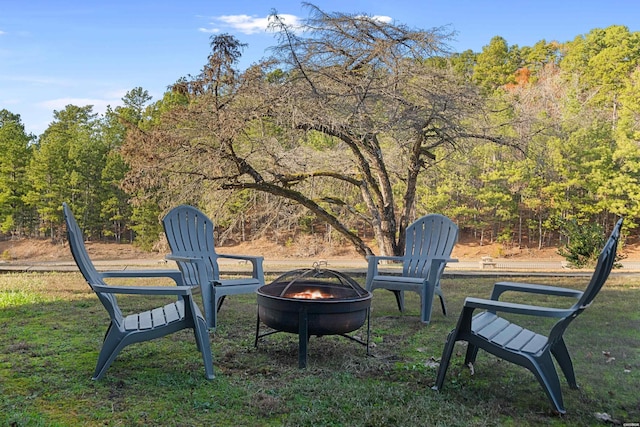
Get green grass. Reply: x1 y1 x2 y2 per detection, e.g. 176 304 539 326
1 272 639 426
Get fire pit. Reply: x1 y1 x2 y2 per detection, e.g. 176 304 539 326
254 267 372 368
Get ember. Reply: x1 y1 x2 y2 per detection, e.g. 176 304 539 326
288 289 333 299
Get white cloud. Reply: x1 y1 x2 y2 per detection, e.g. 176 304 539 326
355 14 393 24
199 13 302 35
371 15 392 23
198 27 220 34
0 30 6 35
219 14 271 34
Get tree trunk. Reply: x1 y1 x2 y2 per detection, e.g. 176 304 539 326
225 181 374 257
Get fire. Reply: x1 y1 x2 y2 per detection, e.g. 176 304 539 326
288 289 333 299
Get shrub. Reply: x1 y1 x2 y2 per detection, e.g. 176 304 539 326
558 219 605 268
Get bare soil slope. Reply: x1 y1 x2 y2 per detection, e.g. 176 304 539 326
0 236 572 263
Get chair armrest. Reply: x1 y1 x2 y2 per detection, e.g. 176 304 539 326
165 254 200 263
427 258 457 285
100 269 184 285
365 255 404 289
217 253 265 281
430 257 458 267
490 281 584 301
92 284 193 296
166 253 265 282
217 253 263 263
365 256 456 290
366 255 404 264
464 297 574 318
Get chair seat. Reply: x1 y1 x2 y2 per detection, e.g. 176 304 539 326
124 301 186 331
216 278 262 287
370 275 425 287
472 312 548 354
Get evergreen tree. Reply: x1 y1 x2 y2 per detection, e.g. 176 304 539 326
0 110 35 236
25 105 103 240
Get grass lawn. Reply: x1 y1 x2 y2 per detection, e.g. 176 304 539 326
1 271 639 426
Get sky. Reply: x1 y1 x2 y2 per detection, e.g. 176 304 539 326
2 0 639 137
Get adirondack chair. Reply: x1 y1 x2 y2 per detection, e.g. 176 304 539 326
434 218 623 414
365 214 458 324
62 203 214 380
162 205 265 329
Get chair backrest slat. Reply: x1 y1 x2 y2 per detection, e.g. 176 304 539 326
403 214 458 278
163 205 220 286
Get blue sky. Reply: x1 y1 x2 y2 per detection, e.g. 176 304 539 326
2 0 639 136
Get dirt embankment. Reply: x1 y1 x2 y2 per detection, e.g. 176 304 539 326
0 236 573 263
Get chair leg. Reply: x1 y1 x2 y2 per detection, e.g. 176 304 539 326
200 283 215 329
216 295 226 312
435 287 447 316
464 343 479 365
208 294 226 328
551 338 577 389
529 352 566 414
420 283 436 324
392 290 405 312
434 330 458 390
91 334 128 380
193 329 202 352
193 316 214 380
93 326 126 380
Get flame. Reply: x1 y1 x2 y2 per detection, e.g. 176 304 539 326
288 289 333 299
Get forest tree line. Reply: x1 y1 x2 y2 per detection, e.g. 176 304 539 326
1 6 639 258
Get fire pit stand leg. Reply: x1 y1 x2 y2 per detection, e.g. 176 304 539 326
254 310 261 348
366 307 370 356
254 310 279 348
337 308 371 356
298 307 309 368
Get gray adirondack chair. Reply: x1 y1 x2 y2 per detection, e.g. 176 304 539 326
365 214 458 324
63 203 214 380
162 205 265 329
434 218 623 414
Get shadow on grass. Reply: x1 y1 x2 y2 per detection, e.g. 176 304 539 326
0 272 639 426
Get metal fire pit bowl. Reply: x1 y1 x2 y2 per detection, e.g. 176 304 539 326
254 267 372 368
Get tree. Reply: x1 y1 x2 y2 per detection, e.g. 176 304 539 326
473 36 520 93
0 110 35 236
25 105 103 240
561 26 640 125
599 66 640 227
99 107 130 243
123 4 517 257
98 88 159 244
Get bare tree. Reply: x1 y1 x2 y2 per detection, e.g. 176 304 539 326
122 4 506 257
